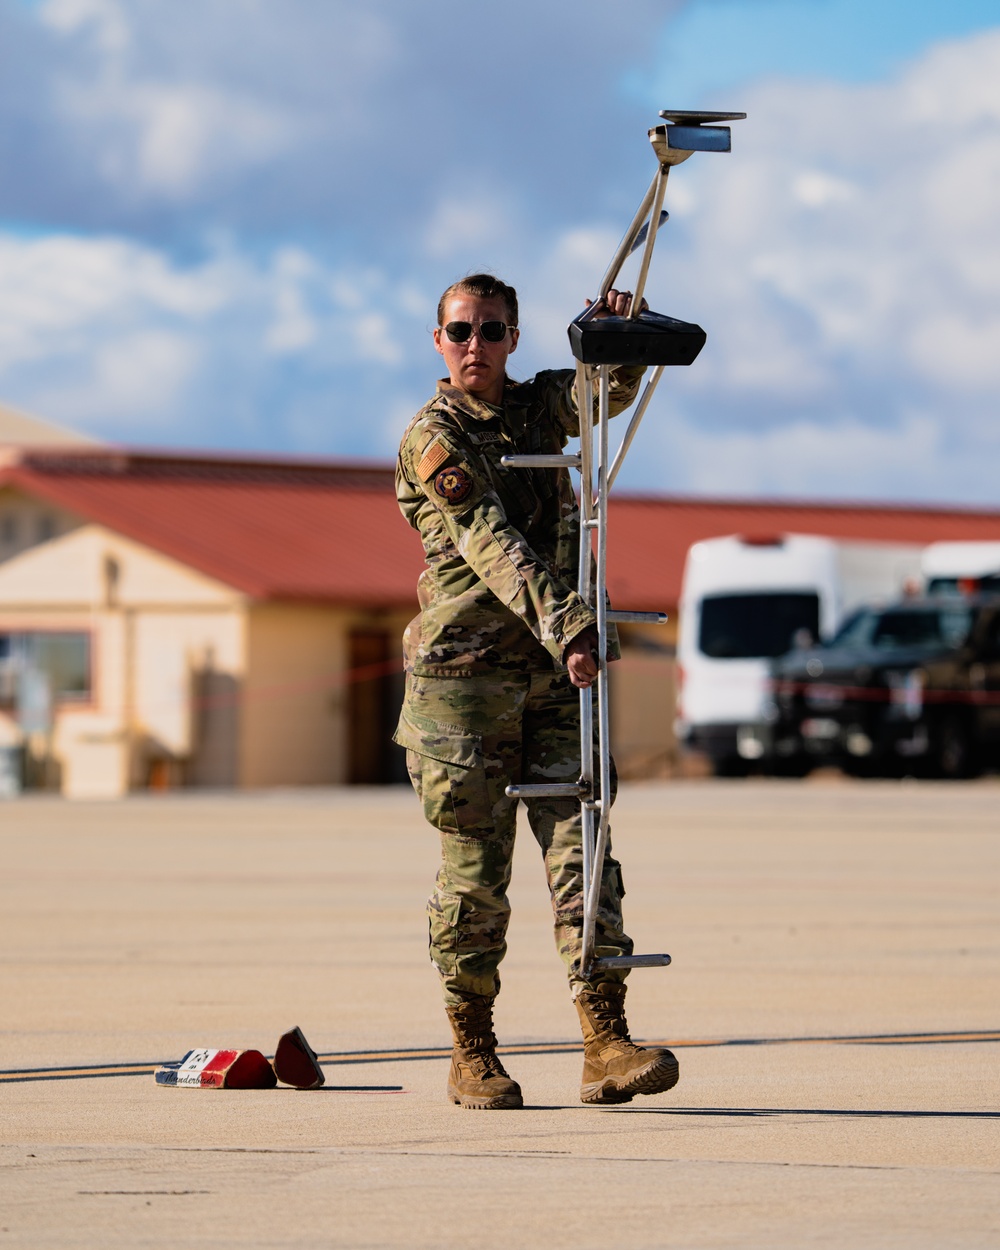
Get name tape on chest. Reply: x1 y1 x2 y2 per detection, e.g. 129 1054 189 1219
468 430 508 446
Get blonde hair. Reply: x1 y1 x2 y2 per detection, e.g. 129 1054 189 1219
437 273 518 327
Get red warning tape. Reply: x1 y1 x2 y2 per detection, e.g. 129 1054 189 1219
770 680 1000 706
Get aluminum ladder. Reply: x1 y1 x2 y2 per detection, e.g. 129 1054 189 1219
501 111 744 978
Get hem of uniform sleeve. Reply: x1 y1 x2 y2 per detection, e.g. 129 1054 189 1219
550 604 599 664
409 660 556 678
609 362 646 385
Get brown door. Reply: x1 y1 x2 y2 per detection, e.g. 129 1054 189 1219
347 630 406 784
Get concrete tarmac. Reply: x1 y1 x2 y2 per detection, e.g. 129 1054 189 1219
1 779 998 1248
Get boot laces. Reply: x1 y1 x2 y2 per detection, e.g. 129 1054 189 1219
448 1001 511 1078
452 1035 510 1081
462 1043 510 1081
449 1001 494 1037
586 995 642 1055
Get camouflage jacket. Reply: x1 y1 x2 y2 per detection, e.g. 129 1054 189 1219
396 366 644 676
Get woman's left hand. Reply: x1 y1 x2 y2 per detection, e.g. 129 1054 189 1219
584 288 648 317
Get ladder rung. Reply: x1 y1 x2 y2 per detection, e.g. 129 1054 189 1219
505 782 587 799
592 953 672 970
501 454 582 469
606 610 668 624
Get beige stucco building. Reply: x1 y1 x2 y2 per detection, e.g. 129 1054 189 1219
0 448 415 798
4 433 998 799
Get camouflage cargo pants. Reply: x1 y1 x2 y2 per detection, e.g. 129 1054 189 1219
395 670 633 1006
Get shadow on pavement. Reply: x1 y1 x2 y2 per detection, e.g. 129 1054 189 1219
599 1106 1000 1120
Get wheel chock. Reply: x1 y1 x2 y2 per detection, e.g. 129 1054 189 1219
272 1025 325 1089
155 1047 278 1089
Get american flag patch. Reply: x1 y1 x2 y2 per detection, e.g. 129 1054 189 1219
417 440 450 481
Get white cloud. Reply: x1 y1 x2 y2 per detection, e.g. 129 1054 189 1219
134 85 295 199
907 315 1000 389
791 171 858 209
41 0 129 55
659 411 945 500
577 28 1000 503
353 313 403 366
0 10 999 507
0 232 234 368
54 329 198 421
27 2 389 210
263 248 320 355
448 26 1000 506
1 0 676 232
515 226 621 364
51 74 299 202
423 192 520 262
95 329 194 409
0 229 428 449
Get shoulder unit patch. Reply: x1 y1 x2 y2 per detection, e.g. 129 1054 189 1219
434 465 474 504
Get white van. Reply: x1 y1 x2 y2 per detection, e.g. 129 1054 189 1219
921 541 1000 596
676 533 923 773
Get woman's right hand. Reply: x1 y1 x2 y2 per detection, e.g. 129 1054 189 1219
565 627 600 688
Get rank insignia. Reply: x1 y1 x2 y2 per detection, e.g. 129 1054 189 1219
434 465 473 504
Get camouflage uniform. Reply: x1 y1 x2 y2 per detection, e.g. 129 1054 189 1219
395 366 644 1006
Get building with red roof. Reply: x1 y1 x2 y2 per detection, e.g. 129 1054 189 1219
1 444 998 795
0 447 422 796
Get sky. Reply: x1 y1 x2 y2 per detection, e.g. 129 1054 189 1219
0 0 999 505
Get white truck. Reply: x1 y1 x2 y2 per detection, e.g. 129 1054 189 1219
676 533 923 774
921 541 1000 596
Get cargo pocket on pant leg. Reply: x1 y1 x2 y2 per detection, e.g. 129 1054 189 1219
395 707 491 835
443 761 495 835
427 887 463 976
394 705 480 768
597 857 626 923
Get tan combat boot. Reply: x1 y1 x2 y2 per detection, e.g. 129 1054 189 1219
574 982 679 1104
445 996 523 1110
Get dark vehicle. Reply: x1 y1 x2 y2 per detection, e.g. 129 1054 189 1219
770 596 1000 778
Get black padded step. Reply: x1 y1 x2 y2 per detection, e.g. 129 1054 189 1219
568 309 706 366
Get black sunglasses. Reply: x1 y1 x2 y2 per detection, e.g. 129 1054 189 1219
442 320 513 343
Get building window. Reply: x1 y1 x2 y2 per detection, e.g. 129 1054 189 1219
0 632 92 706
37 515 56 543
0 514 16 544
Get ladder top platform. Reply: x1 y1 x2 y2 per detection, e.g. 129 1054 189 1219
658 110 747 124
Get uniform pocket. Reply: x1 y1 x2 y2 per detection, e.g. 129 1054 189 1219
427 886 463 972
407 753 495 836
393 706 480 768
443 760 495 834
396 676 502 835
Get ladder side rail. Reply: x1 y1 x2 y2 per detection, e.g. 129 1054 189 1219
579 685 596 967
575 362 596 601
607 365 666 491
596 362 612 764
598 170 661 301
585 368 615 955
628 166 670 319
575 361 598 967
